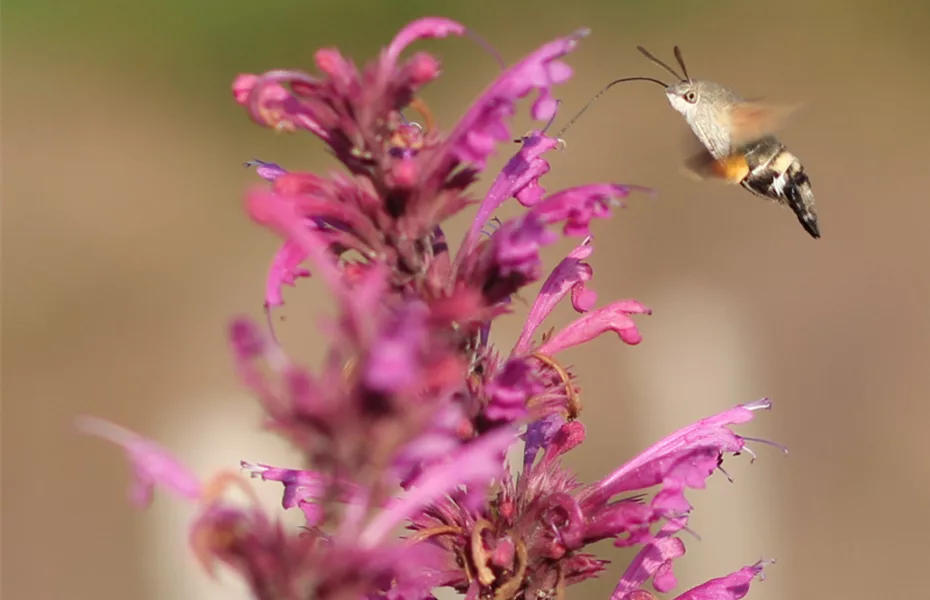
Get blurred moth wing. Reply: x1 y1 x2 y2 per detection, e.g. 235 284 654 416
725 100 802 148
679 146 750 184
680 100 801 183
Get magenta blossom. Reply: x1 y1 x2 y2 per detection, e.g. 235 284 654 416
81 17 782 600
409 400 779 598
77 416 201 507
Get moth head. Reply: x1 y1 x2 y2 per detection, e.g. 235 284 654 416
665 80 702 116
637 45 705 117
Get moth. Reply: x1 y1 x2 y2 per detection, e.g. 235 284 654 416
638 45 821 238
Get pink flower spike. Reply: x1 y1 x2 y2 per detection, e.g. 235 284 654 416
673 560 773 600
360 427 514 547
384 17 467 65
536 299 652 356
77 416 201 507
513 236 595 355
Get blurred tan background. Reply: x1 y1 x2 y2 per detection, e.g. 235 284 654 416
4 1 930 599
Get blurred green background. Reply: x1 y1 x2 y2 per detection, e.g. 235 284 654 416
4 1 930 599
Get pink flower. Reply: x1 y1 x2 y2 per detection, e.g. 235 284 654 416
233 19 592 309
484 358 545 422
410 400 778 598
81 18 783 600
263 238 312 308
613 559 773 600
77 416 201 507
454 180 638 312
671 560 773 600
590 399 775 504
244 159 288 182
240 461 363 527
456 134 560 263
360 426 515 547
512 236 597 355
538 299 653 352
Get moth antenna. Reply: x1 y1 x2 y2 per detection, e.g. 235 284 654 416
673 45 692 83
465 28 506 71
637 45 683 81
553 76 668 139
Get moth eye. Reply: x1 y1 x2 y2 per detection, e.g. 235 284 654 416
685 91 697 103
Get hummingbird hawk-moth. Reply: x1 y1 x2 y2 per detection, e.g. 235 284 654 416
553 46 821 238
638 45 821 238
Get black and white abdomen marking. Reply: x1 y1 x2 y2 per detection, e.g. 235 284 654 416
739 136 821 238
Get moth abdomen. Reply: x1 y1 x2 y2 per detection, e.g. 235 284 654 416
782 163 820 238
740 140 820 238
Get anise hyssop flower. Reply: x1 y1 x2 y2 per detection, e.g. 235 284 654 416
81 17 782 600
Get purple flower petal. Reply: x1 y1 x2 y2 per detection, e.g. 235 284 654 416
244 462 328 524
393 403 468 488
493 216 557 280
521 413 565 468
244 159 288 181
247 188 345 293
241 461 364 527
536 299 652 355
437 29 587 173
583 499 655 545
468 214 559 305
673 560 772 600
513 236 596 355
363 301 429 394
484 358 544 422
532 183 646 237
591 399 772 503
455 133 560 267
360 427 514 546
611 521 687 599
542 419 586 463
384 17 467 65
313 48 360 91
233 70 329 138
264 238 312 308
